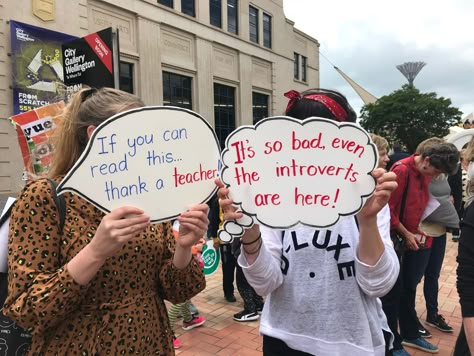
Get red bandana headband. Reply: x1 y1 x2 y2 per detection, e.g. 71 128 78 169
284 90 348 122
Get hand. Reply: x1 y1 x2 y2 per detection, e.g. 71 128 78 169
215 178 242 221
357 169 398 221
89 206 150 260
177 204 209 249
215 179 260 244
404 232 420 251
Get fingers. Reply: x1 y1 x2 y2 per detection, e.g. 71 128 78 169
215 179 230 200
374 171 398 194
101 206 150 239
109 206 145 219
178 204 210 232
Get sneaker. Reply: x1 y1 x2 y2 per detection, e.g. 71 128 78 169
233 309 259 322
182 315 206 330
402 338 439 353
173 336 182 349
188 302 199 317
393 348 411 356
225 294 237 302
256 303 264 314
417 320 432 338
426 314 453 333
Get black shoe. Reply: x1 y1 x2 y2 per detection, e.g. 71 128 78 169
225 294 237 302
417 320 432 338
256 303 264 314
426 314 453 333
233 309 259 322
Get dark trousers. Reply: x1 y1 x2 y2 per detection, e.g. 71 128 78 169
381 270 403 350
454 324 472 356
220 244 236 297
423 234 447 318
236 264 264 312
263 333 392 355
384 329 394 356
399 248 431 340
263 335 313 356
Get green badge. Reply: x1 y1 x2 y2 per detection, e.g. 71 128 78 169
202 240 220 276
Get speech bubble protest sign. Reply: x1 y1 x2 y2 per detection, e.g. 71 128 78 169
220 116 377 235
57 107 221 222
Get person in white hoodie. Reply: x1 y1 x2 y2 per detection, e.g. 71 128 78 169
217 89 399 356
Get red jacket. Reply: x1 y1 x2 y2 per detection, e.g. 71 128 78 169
389 154 431 233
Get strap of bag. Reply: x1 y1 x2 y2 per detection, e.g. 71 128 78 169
0 205 14 228
46 178 66 233
394 162 410 224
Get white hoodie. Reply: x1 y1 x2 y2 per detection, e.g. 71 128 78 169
238 206 398 356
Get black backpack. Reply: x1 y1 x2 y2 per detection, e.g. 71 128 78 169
0 179 66 356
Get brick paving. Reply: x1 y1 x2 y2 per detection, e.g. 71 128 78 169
172 236 461 355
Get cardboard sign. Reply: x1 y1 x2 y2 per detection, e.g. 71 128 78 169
62 27 115 98
11 102 65 177
9 21 76 114
57 107 221 222
220 117 377 234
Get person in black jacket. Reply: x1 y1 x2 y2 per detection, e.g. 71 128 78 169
455 182 474 355
387 143 410 171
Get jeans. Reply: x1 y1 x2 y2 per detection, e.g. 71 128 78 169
381 272 403 350
399 247 431 340
220 244 236 297
423 234 447 318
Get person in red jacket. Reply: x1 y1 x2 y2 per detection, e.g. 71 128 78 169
384 141 459 355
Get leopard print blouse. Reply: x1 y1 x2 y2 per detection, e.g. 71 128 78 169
3 179 205 355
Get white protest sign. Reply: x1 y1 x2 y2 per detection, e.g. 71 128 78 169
57 107 221 222
219 116 377 237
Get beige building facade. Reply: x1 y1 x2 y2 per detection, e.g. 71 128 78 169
0 0 320 195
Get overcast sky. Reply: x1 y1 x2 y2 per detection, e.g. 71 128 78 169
283 0 474 119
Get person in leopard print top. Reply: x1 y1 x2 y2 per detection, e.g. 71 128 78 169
4 87 207 355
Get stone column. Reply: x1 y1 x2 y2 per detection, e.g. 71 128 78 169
137 16 162 105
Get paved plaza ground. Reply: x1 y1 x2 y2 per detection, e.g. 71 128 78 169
172 236 462 355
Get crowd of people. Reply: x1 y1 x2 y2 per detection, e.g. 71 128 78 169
1 86 473 355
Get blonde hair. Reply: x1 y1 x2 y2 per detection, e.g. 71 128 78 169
463 135 474 163
415 137 445 155
48 87 144 177
369 133 389 152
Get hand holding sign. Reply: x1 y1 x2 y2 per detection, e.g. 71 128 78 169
218 117 378 242
57 107 221 222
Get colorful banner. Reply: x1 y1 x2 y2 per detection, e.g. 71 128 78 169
62 27 115 98
10 20 76 115
11 102 65 177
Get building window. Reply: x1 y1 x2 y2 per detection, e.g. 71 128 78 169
119 62 134 94
227 0 238 35
210 0 222 28
249 6 259 43
214 83 235 149
181 0 195 17
301 55 307 82
263 13 272 48
252 92 269 124
158 0 173 8
294 53 307 82
294 53 299 80
162 71 192 109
